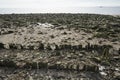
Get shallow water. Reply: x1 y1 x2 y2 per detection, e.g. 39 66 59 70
0 7 120 15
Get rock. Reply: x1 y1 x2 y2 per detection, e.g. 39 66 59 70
56 61 61 65
84 64 99 71
16 62 26 68
99 66 105 71
4 44 10 49
17 44 23 49
91 57 101 63
33 46 39 50
4 55 8 58
16 53 24 59
78 53 83 57
50 44 57 50
29 75 33 80
100 72 107 76
77 64 85 71
113 56 120 60
63 63 67 69
115 68 120 71
109 48 119 55
67 54 72 58
72 64 77 70
114 72 120 77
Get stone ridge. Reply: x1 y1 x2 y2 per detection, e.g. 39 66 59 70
0 23 119 52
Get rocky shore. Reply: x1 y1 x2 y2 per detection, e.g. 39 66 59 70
0 14 120 80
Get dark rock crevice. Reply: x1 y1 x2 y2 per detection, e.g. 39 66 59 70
0 43 4 49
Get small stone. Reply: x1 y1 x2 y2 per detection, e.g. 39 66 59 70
78 64 84 70
4 55 8 57
78 53 83 57
63 64 67 69
100 72 107 76
115 68 119 71
67 55 71 58
56 61 61 64
50 44 56 50
4 44 10 49
72 64 77 70
0 60 3 62
99 66 105 71
29 75 33 80
114 72 120 76
16 62 26 68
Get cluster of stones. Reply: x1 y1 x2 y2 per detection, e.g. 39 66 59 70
0 55 98 72
0 28 14 35
0 42 115 51
4 70 100 80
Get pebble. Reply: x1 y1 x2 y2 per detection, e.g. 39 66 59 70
100 72 107 76
114 72 120 76
99 66 105 71
4 55 8 57
115 68 119 71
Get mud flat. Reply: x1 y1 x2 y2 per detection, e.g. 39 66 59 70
0 14 120 80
